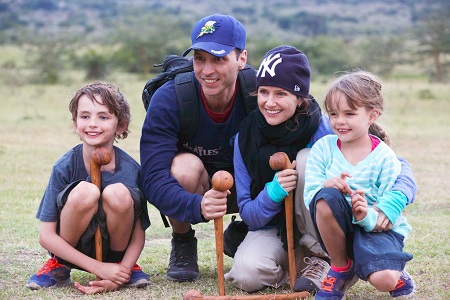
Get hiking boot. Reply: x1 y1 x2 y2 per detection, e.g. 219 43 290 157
123 264 151 288
294 256 330 293
389 270 415 298
315 263 358 300
167 229 199 282
25 257 72 289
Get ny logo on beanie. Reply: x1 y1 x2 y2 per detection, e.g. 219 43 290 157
257 53 282 78
256 45 311 98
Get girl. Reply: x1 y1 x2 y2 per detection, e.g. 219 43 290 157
304 71 415 299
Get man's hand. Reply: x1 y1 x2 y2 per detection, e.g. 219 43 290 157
323 172 353 195
372 206 392 232
74 280 120 294
200 188 229 220
350 190 368 221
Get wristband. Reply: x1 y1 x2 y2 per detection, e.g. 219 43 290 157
265 173 288 203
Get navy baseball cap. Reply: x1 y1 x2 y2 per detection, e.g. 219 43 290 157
183 14 246 57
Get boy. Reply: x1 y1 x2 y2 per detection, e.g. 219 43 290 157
26 81 151 294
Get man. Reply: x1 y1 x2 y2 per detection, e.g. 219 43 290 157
140 14 252 282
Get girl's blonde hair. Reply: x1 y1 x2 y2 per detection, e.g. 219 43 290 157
69 81 131 140
323 70 390 145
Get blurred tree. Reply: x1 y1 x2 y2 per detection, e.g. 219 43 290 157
29 39 69 84
356 36 405 76
298 36 352 76
79 49 109 80
111 15 191 74
413 0 450 82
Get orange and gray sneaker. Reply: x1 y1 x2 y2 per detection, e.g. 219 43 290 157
123 263 151 288
389 270 415 298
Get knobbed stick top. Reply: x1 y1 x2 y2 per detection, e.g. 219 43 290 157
211 170 234 192
269 152 293 170
92 147 112 166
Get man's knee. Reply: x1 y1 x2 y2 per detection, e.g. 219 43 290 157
171 153 208 193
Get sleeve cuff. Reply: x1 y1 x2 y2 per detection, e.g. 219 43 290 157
353 207 378 232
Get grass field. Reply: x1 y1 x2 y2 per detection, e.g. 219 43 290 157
0 71 449 299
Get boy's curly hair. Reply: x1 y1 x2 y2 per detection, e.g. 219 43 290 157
69 81 131 140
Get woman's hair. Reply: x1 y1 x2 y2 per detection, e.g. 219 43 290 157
323 70 390 145
69 81 131 140
286 95 315 131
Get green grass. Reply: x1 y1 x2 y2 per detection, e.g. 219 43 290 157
0 70 449 299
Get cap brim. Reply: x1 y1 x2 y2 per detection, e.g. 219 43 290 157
182 42 234 57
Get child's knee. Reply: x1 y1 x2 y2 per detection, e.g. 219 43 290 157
368 269 400 292
102 183 133 212
316 198 333 217
67 181 100 210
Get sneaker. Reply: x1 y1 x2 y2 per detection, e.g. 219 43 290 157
315 263 358 300
123 264 151 288
389 270 415 298
294 256 330 293
25 257 72 290
167 230 199 282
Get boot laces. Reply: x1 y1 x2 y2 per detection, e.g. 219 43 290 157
301 257 328 280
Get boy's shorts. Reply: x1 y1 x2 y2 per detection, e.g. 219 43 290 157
309 187 413 281
55 180 143 269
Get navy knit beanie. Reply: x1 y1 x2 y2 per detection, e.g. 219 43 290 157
256 45 311 98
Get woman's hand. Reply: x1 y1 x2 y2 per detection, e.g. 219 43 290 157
372 206 392 232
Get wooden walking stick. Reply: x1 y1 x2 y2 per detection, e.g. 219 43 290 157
182 168 309 300
212 170 234 296
269 152 296 290
183 289 309 300
90 147 112 280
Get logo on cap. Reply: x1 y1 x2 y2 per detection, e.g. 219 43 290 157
197 20 219 38
257 53 282 78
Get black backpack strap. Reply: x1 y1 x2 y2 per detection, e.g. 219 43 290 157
174 65 256 144
237 64 258 115
175 71 199 143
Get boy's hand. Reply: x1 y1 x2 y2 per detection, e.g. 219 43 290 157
351 190 368 221
323 172 353 195
201 188 229 220
74 280 119 294
97 262 131 285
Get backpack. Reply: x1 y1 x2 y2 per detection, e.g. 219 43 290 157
142 55 257 143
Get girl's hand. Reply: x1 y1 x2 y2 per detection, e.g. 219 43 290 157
350 190 368 221
323 172 353 195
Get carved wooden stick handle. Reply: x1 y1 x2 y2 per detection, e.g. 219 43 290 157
90 147 112 281
211 171 234 296
269 152 296 290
